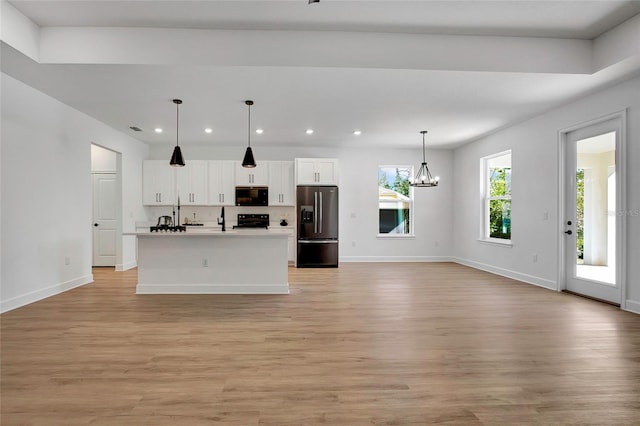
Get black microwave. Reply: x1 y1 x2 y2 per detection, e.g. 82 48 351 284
235 186 268 206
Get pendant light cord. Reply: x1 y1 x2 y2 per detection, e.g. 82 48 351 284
176 101 179 147
247 102 251 148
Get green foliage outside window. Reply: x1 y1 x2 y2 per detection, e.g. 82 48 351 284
378 167 412 235
489 168 511 240
576 169 584 261
379 168 410 197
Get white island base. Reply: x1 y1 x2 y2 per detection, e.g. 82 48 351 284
132 231 289 294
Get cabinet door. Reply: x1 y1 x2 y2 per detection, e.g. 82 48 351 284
295 158 339 185
288 234 295 264
235 162 268 186
209 160 236 205
142 160 175 205
295 158 318 185
268 161 283 205
268 161 294 206
279 161 295 205
316 159 339 185
176 160 208 205
219 161 236 205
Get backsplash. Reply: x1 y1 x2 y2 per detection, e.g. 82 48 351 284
144 205 295 228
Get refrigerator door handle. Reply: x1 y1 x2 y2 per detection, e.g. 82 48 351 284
319 191 323 233
314 192 318 234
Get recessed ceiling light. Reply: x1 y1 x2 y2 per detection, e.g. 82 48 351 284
353 130 362 135
256 128 264 134
306 129 314 135
204 128 213 133
154 128 163 133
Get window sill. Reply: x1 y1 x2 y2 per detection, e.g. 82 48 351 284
478 238 513 248
377 234 416 240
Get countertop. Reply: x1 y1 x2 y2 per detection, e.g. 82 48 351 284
125 228 290 237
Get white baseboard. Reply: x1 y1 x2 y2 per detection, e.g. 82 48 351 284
452 257 557 291
624 299 640 314
136 283 290 294
1 274 94 313
340 256 454 263
116 261 137 272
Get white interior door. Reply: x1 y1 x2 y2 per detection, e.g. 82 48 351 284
92 173 117 266
564 118 622 304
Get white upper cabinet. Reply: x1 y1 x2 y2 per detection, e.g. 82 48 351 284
208 160 236 206
235 161 268 186
142 160 175 205
176 160 208 205
268 161 294 206
295 158 339 185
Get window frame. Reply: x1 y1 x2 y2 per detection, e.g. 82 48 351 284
377 165 415 238
480 150 512 246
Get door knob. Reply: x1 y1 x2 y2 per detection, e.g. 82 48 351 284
94 223 99 227
567 221 572 225
564 230 572 235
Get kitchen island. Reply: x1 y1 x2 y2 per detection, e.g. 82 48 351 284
125 230 289 294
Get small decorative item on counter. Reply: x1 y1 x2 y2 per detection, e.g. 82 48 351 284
280 215 288 226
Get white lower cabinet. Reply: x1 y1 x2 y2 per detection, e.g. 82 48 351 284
288 233 295 265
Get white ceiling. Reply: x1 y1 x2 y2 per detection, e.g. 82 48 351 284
3 1 640 150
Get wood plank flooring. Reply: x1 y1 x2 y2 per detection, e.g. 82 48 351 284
1 263 639 425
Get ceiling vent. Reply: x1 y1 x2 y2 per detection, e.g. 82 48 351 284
129 126 143 132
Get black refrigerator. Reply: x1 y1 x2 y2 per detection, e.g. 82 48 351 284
296 185 339 267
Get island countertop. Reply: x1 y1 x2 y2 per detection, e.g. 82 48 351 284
124 229 289 237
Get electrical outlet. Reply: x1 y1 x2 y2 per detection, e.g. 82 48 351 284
532 254 538 263
434 241 439 247
351 241 356 247
202 258 208 267
542 211 549 221
64 256 70 265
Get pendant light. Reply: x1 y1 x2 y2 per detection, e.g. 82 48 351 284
410 130 439 187
241 100 257 168
169 98 185 167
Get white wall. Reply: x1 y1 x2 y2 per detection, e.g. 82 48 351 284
452 75 640 313
91 144 117 172
0 73 149 312
146 144 454 262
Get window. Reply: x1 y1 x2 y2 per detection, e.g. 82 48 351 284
378 166 413 236
482 151 512 242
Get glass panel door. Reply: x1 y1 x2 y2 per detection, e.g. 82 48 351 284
565 121 621 304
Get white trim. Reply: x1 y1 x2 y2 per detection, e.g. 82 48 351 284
136 283 289 294
624 300 640 315
452 257 557 290
340 256 453 263
477 238 513 247
376 235 416 239
0 274 94 313
116 261 137 272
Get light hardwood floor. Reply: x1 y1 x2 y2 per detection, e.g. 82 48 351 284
2 263 639 425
